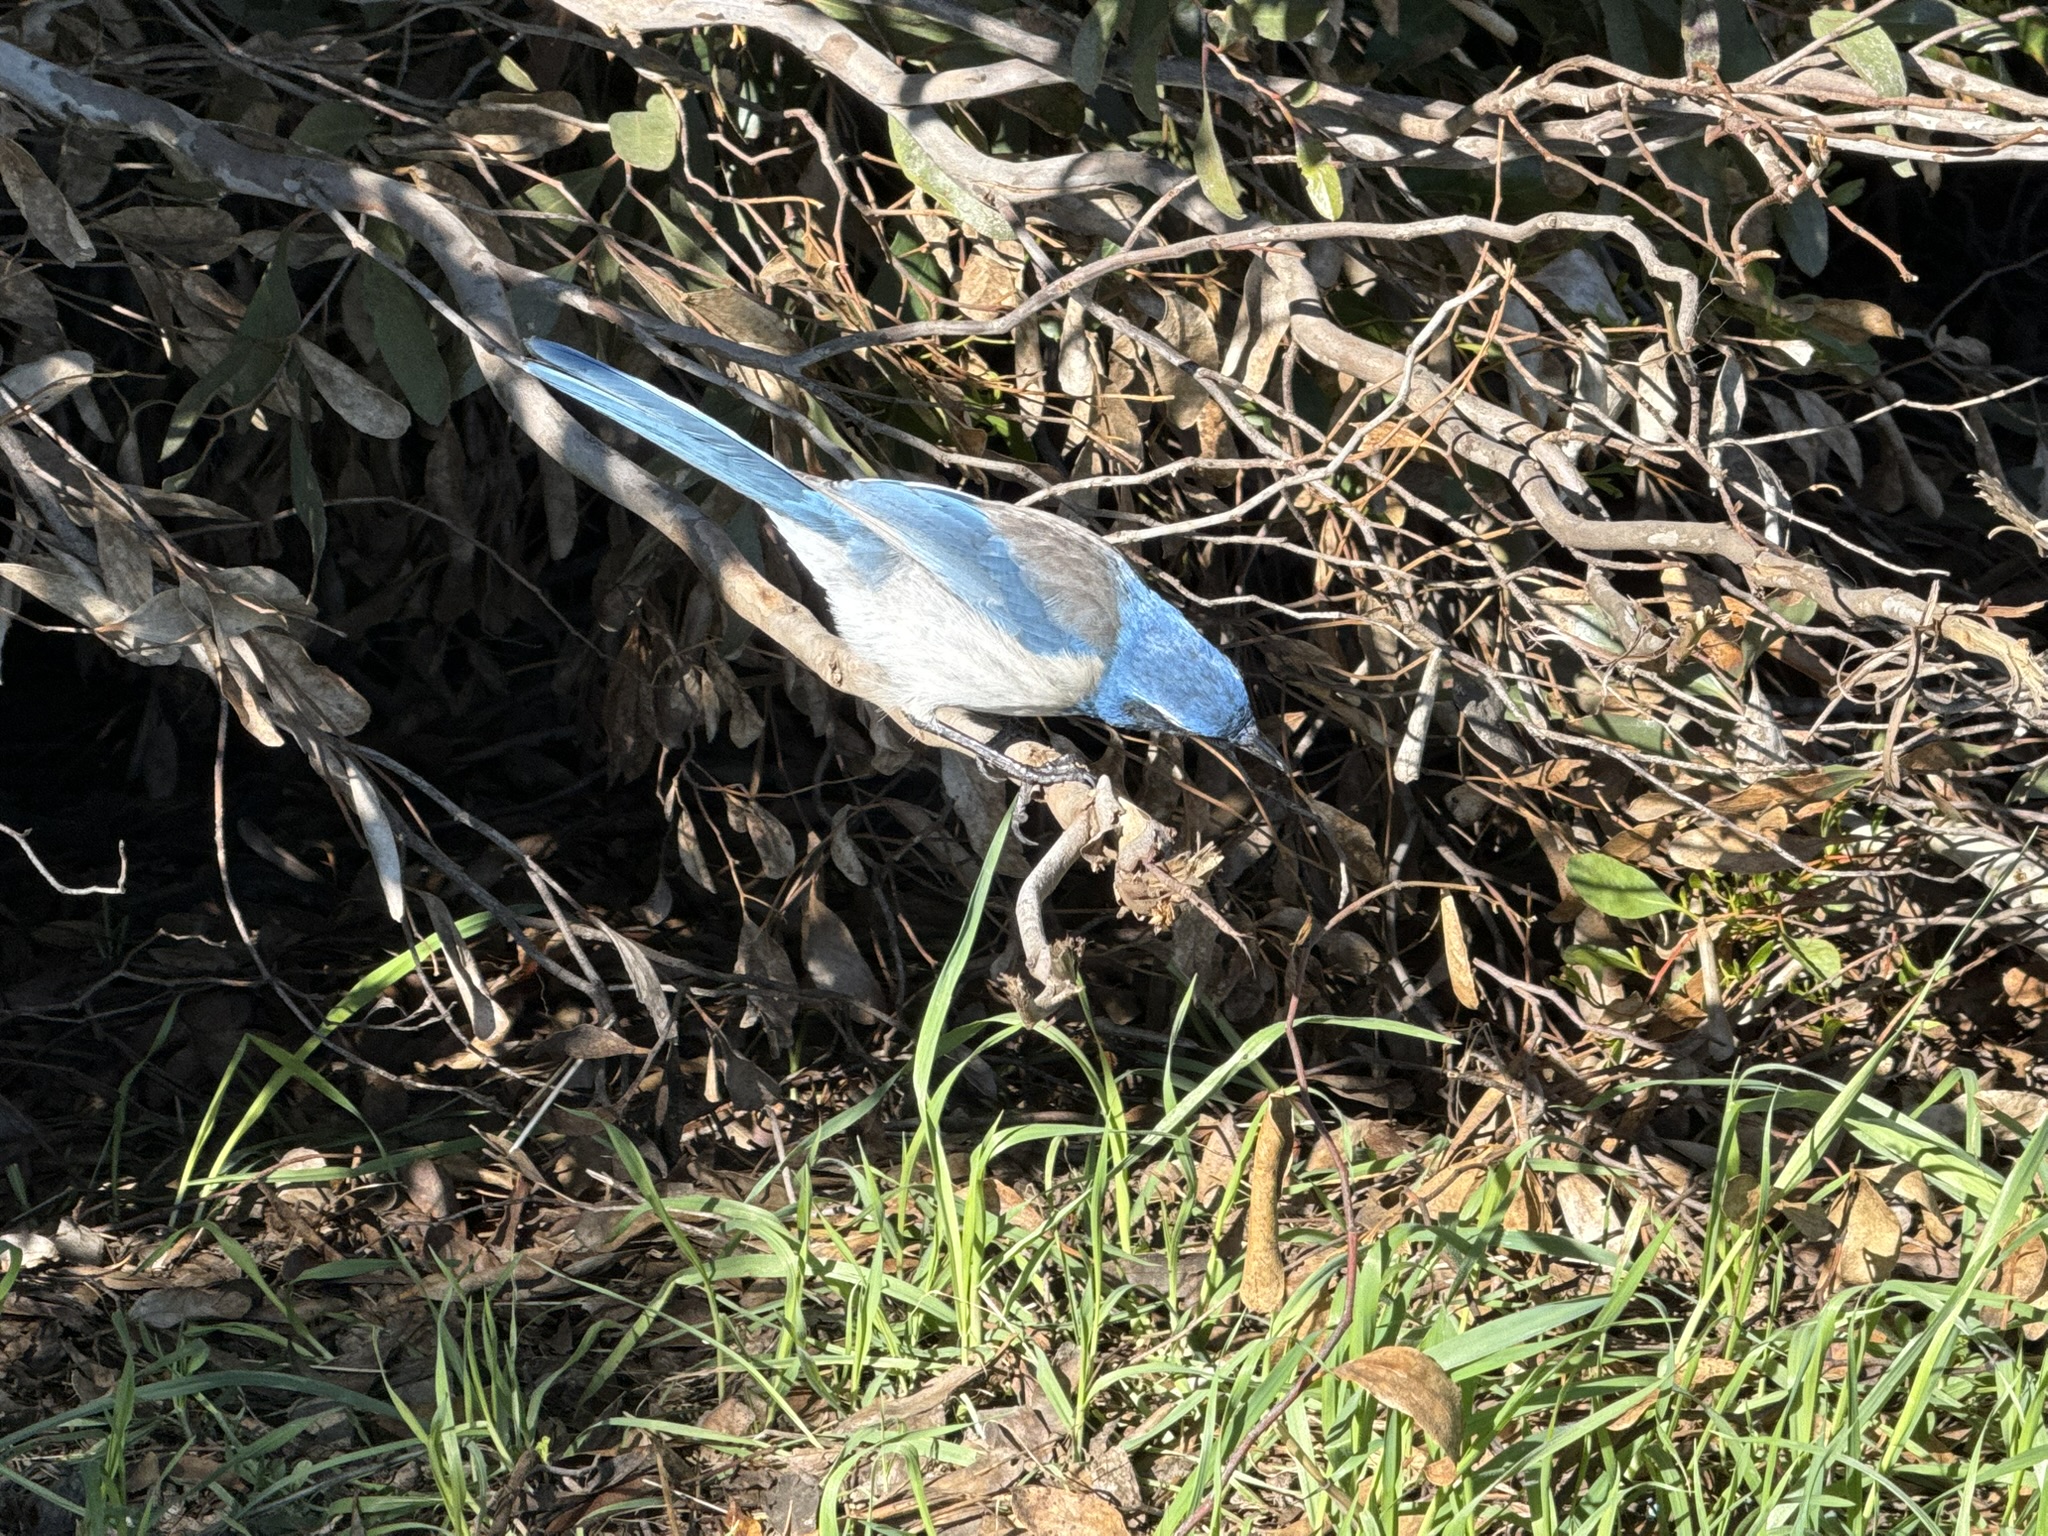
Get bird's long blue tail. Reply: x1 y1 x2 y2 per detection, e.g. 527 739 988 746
525 340 839 526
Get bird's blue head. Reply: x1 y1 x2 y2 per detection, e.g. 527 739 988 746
1085 565 1280 767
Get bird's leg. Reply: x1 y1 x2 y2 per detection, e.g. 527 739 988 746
907 713 1095 788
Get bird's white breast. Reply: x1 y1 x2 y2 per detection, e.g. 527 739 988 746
772 518 1104 717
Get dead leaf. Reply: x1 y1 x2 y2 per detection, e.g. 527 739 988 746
1012 1486 1128 1536
1985 1231 2048 1336
801 885 884 1011
1665 823 1800 874
1978 1088 2048 1138
0 139 93 265
446 90 584 159
735 918 799 1049
727 794 796 880
130 1287 253 1329
296 340 410 438
1554 1173 1612 1245
1806 298 1900 343
1240 1096 1293 1315
97 205 242 264
1332 1345 1462 1454
0 1230 57 1272
1440 892 1480 1009
1832 1174 1901 1286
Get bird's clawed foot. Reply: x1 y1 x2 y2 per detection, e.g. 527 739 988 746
908 712 1095 790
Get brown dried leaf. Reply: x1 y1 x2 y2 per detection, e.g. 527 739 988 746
727 794 796 880
1665 823 1800 874
129 1287 253 1329
801 885 884 1011
1985 1231 2048 1334
1978 1088 2048 1138
1240 1096 1292 1315
445 90 584 159
1554 1172 1612 1245
1440 892 1479 1009
1012 1486 1128 1536
1332 1345 1462 1454
1833 1174 1901 1286
97 205 242 264
735 918 799 1049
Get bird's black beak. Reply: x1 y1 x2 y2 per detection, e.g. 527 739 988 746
1231 719 1285 770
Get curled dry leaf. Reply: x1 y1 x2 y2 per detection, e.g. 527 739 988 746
1332 1344 1463 1456
727 794 796 880
1239 1095 1292 1316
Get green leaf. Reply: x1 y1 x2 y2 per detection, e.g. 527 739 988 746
290 102 375 157
360 261 449 425
1127 0 1171 120
496 54 539 90
161 240 300 458
289 418 326 568
609 91 679 171
1296 133 1343 220
1774 189 1829 277
885 116 1015 241
1785 935 1844 983
1071 0 1124 95
1566 853 1680 920
1194 96 1244 220
1247 0 1327 40
1810 10 1907 98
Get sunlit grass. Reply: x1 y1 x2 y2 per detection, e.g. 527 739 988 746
6 839 2047 1534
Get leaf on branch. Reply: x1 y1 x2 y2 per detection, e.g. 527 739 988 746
295 340 411 439
0 138 93 266
1295 132 1344 220
608 90 679 171
446 90 584 160
1565 852 1679 919
885 116 1014 242
1193 96 1244 220
1811 10 1908 98
96 205 242 265
361 262 451 425
0 350 95 415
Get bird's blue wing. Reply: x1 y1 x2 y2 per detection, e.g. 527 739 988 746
828 480 1112 659
525 340 887 562
527 341 1111 659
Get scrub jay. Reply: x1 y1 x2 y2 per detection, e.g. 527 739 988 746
525 341 1279 782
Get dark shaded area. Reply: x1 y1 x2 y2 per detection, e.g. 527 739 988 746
1832 160 2048 371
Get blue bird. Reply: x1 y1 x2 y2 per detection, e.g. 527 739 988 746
524 340 1280 781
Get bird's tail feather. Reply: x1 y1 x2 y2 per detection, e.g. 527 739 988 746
525 340 836 525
